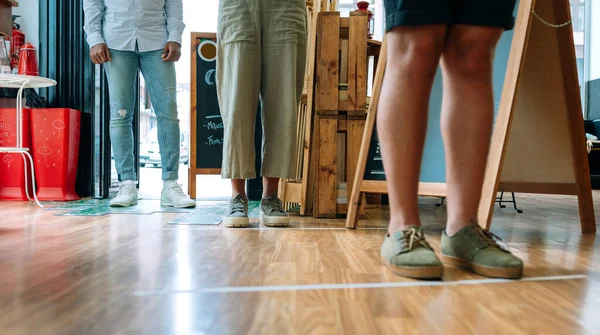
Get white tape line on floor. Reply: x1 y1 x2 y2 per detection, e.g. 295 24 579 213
133 274 587 296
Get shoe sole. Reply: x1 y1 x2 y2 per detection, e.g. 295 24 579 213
440 254 523 279
110 200 138 207
259 211 290 227
161 201 196 209
383 257 444 280
223 217 250 228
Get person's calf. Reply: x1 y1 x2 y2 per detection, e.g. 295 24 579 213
262 176 279 199
380 26 446 234
231 179 246 198
440 25 503 237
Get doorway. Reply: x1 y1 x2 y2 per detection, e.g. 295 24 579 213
109 0 231 200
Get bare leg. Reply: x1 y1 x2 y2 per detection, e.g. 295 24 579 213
378 26 447 235
262 177 279 198
440 25 503 236
231 179 246 198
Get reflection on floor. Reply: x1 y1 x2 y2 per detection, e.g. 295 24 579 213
0 193 599 333
43 199 193 216
43 199 262 224
169 201 261 225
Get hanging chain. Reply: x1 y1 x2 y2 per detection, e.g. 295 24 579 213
532 10 571 28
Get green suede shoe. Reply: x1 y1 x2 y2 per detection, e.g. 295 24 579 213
440 223 523 279
223 194 249 228
381 226 444 279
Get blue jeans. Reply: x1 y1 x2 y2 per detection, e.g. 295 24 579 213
104 48 180 181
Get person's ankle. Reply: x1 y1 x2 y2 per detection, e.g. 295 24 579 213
387 219 421 236
445 219 473 237
163 180 178 188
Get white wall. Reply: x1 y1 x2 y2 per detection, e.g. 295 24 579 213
175 0 219 85
12 0 39 51
590 0 600 81
374 0 384 40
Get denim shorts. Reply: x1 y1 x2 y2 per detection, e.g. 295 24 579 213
384 0 517 32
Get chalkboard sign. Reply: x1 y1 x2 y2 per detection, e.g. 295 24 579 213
194 34 223 169
188 32 262 198
189 33 221 198
363 126 385 181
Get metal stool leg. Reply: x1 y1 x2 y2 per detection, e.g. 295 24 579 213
511 192 523 213
498 192 507 208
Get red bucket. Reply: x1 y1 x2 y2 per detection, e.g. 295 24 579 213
31 108 81 201
0 108 33 200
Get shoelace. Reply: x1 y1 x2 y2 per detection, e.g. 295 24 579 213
230 195 246 214
166 185 186 197
403 227 432 251
263 194 285 214
118 184 135 195
472 226 507 250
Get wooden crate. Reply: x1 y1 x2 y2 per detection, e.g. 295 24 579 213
279 8 382 218
312 12 380 218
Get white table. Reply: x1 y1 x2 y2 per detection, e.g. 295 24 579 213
0 74 57 207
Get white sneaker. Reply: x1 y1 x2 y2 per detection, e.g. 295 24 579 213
110 181 138 207
161 184 196 208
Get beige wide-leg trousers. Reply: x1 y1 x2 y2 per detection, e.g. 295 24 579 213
216 0 307 180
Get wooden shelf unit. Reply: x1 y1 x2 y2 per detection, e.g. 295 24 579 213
278 10 382 218
0 0 19 6
0 0 18 37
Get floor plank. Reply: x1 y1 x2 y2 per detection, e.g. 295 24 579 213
0 192 599 334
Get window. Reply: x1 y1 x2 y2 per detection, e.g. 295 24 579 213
336 0 383 96
337 0 376 20
570 0 585 33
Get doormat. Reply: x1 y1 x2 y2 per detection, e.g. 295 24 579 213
168 201 261 225
43 198 104 210
45 198 195 216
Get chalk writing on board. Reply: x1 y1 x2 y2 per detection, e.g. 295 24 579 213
203 121 224 130
205 69 216 85
201 112 224 142
206 135 223 146
198 40 217 62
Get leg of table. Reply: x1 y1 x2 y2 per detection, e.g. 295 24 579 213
23 152 44 208
16 81 28 149
21 153 32 201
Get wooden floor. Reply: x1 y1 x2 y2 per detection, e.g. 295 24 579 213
0 193 599 334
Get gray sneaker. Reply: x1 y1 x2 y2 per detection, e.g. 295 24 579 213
260 194 289 227
223 194 249 228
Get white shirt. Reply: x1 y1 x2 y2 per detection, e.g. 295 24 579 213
83 0 185 52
